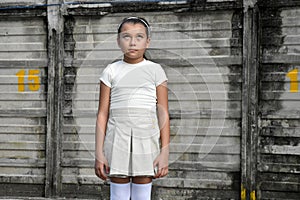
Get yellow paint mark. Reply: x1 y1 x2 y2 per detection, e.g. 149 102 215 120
241 185 246 200
16 69 25 92
16 69 40 92
286 68 298 92
28 69 40 91
250 190 256 200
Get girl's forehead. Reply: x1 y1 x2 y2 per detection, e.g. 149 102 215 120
120 23 147 34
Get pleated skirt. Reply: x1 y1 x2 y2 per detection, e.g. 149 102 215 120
103 108 160 177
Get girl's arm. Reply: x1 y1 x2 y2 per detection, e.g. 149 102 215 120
95 82 110 180
154 81 170 178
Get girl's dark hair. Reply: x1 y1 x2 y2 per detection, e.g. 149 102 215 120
117 17 150 38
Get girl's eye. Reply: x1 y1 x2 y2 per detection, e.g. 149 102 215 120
137 35 144 39
122 35 131 39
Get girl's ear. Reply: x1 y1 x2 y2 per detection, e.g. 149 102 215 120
146 37 151 48
117 37 121 48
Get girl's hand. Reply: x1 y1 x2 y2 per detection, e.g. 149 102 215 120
153 147 169 179
94 154 110 181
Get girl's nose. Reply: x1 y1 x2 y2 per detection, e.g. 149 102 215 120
129 38 136 46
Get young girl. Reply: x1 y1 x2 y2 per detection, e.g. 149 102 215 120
95 17 170 200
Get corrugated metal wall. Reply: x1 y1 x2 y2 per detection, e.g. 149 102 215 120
62 10 242 199
0 17 48 196
63 15 111 198
0 0 299 199
1 0 46 5
258 4 300 200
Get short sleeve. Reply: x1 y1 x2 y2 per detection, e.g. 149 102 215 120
155 64 168 86
99 65 112 87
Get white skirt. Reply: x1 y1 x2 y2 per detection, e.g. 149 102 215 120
103 108 160 177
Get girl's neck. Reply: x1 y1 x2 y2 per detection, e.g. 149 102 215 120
123 56 144 64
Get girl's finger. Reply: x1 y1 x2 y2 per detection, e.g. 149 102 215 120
105 164 110 174
97 164 106 180
155 168 161 178
153 160 158 168
95 166 101 178
160 167 168 177
100 169 107 180
160 168 165 178
159 168 164 178
95 170 99 178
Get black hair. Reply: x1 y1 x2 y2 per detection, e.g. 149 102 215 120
117 17 150 38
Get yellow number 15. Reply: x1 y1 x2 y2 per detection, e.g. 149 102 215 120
16 69 40 92
286 68 298 93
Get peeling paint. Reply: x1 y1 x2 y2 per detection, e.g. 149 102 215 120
241 184 246 200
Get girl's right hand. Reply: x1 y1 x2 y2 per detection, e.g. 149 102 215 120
153 147 169 179
94 154 110 181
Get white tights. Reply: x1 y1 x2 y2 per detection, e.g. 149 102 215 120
110 182 152 200
110 182 131 200
131 182 152 200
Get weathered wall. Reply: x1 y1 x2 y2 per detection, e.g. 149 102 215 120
0 0 46 5
0 17 48 196
61 10 242 199
257 2 300 199
0 0 299 199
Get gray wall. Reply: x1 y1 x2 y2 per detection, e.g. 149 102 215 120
0 17 48 197
0 0 299 199
257 3 300 200
62 11 242 199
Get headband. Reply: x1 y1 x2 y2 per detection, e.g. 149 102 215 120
118 17 151 36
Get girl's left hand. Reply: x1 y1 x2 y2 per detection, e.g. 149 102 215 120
153 147 169 178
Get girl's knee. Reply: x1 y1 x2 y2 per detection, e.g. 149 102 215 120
110 176 130 183
132 176 152 184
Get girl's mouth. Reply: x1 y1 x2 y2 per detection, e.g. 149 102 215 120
128 49 138 53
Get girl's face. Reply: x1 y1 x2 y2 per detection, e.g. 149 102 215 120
117 23 150 63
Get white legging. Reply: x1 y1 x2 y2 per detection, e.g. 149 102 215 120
131 182 152 200
110 182 152 200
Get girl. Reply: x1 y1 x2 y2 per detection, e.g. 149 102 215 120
95 17 170 200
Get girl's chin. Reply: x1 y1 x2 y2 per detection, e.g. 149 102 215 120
124 53 143 59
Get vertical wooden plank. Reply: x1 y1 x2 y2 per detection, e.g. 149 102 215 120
45 0 64 197
241 1 259 199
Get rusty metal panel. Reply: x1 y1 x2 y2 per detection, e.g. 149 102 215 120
258 5 300 200
0 17 48 197
62 10 242 199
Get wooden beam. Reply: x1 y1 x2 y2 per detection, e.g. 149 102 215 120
0 8 46 17
45 0 64 197
65 1 243 16
258 0 300 7
241 1 259 200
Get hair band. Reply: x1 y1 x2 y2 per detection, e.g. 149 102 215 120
118 17 150 36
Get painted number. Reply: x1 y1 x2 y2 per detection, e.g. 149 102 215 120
16 69 40 92
286 68 298 93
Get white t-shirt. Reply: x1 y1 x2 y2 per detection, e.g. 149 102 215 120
99 59 168 110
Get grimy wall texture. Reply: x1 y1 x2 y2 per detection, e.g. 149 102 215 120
0 0 299 200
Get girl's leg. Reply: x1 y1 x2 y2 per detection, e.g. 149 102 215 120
110 177 131 200
131 176 152 200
